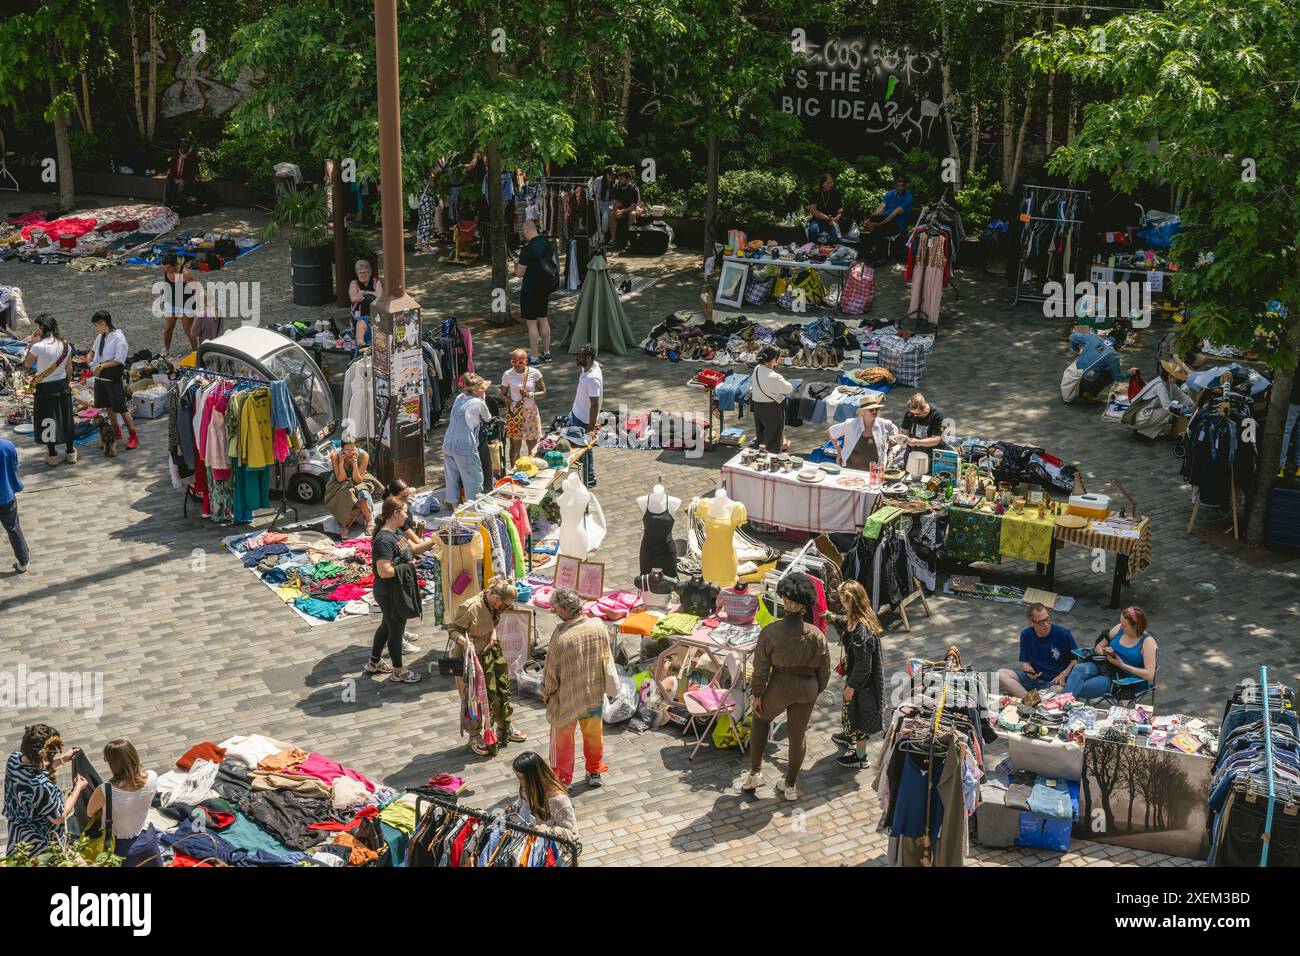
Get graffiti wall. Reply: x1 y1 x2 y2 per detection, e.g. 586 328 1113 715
161 51 255 119
780 32 946 157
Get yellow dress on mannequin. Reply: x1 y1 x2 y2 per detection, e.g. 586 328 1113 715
695 499 747 587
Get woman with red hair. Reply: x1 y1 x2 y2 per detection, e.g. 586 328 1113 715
1066 606 1158 701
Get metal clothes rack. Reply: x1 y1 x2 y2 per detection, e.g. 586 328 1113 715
1260 664 1277 867
410 787 581 866
1012 184 1091 306
868 509 932 631
175 366 298 528
760 539 823 614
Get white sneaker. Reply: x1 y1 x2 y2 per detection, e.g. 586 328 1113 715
739 771 763 792
774 780 798 801
402 632 421 653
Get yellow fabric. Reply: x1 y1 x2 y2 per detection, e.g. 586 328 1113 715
739 559 777 585
478 524 494 586
754 597 776 627
694 499 747 587
999 510 1055 564
239 387 275 468
274 584 305 602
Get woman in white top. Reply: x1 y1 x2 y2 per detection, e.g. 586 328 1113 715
22 313 77 467
84 739 162 867
828 392 903 471
750 346 793 452
500 348 546 464
86 311 138 450
510 751 577 838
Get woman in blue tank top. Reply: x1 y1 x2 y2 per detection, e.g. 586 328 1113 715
1065 605 1158 701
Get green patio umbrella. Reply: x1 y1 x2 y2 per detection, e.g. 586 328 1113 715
559 254 637 355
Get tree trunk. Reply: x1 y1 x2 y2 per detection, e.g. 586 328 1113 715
1000 21 1014 188
1246 324 1300 543
47 49 76 210
129 2 145 140
939 9 962 188
81 67 92 135
146 3 157 142
1068 79 1079 144
1044 0 1060 155
333 155 349 308
967 99 980 176
1008 99 1033 196
703 130 720 273
619 47 632 124
486 140 510 324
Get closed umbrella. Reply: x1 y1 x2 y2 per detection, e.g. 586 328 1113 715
559 254 637 355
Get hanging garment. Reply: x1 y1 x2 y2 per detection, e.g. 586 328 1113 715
639 503 678 575
695 499 748 587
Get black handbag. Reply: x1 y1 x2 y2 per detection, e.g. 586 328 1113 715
437 633 464 677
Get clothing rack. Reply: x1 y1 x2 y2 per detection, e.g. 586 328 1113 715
869 508 932 630
760 539 823 610
1012 184 1091 306
1260 664 1277 867
1185 371 1251 539
410 787 581 866
175 366 298 528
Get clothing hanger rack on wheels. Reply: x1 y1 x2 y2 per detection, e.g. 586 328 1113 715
869 508 931 630
175 366 298 529
409 786 582 867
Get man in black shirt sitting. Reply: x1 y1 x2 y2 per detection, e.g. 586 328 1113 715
807 172 844 243
900 392 947 459
609 170 643 248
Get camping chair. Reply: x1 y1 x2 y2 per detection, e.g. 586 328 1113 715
682 651 744 761
1096 663 1158 712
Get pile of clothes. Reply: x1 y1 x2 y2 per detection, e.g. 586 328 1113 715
2 204 180 262
642 311 857 369
152 734 421 867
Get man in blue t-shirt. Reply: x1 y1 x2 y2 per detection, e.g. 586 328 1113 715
996 603 1077 696
1068 319 1139 401
862 174 914 263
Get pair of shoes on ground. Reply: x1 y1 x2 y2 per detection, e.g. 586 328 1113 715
739 771 798 801
470 727 528 756
831 732 871 769
363 658 421 683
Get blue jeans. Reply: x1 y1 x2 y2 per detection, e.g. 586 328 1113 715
443 450 483 508
807 220 840 243
1281 403 1300 468
1065 662 1113 701
571 416 596 485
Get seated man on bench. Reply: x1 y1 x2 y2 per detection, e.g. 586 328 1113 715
608 170 644 248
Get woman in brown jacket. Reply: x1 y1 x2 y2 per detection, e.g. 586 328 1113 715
740 574 831 801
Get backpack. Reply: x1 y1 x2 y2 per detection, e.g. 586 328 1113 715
535 241 560 292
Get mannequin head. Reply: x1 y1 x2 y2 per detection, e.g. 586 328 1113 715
707 489 731 516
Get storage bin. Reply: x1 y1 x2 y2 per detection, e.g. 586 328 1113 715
1015 780 1079 852
1068 493 1110 519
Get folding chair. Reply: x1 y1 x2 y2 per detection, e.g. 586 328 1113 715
683 652 745 761
1097 665 1158 713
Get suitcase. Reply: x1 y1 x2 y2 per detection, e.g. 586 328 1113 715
626 224 671 256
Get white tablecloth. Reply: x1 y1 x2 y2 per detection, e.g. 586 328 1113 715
721 452 878 533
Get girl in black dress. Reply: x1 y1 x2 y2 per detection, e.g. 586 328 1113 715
829 580 884 769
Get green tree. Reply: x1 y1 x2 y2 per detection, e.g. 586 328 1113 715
0 0 118 210
1023 0 1300 544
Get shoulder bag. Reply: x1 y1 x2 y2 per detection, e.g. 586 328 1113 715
81 783 115 862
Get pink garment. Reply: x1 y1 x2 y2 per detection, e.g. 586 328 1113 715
292 752 376 792
806 573 828 634
460 328 474 374
206 392 232 478
327 583 368 601
273 428 289 463
341 537 373 558
506 499 531 539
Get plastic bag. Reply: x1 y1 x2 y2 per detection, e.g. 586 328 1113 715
603 675 637 724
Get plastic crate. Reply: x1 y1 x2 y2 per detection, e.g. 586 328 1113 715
1014 779 1080 853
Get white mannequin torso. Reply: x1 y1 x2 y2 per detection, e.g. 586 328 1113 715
707 489 734 520
638 483 681 518
558 472 605 557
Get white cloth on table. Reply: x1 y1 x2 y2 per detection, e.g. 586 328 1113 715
721 453 878 534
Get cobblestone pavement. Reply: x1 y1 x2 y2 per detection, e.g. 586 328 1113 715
2 191 1293 866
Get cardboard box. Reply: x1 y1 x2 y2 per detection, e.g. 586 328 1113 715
132 386 171 420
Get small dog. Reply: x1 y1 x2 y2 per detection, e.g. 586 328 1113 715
94 413 117 457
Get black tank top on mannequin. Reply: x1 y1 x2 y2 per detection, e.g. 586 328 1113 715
639 502 678 575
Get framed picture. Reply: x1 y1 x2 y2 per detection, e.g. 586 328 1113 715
496 609 533 679
554 554 581 591
715 260 749 308
577 560 605 600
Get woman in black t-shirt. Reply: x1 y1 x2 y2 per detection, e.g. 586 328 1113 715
366 496 435 683
899 392 947 454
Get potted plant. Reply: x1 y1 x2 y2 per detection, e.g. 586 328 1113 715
265 186 334 306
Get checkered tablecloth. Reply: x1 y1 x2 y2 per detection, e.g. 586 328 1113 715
721 453 878 533
1052 516 1153 576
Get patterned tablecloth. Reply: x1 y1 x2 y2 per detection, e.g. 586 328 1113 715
721 453 878 533
1052 516 1153 576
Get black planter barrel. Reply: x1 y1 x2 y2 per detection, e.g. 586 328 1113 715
291 244 335 306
